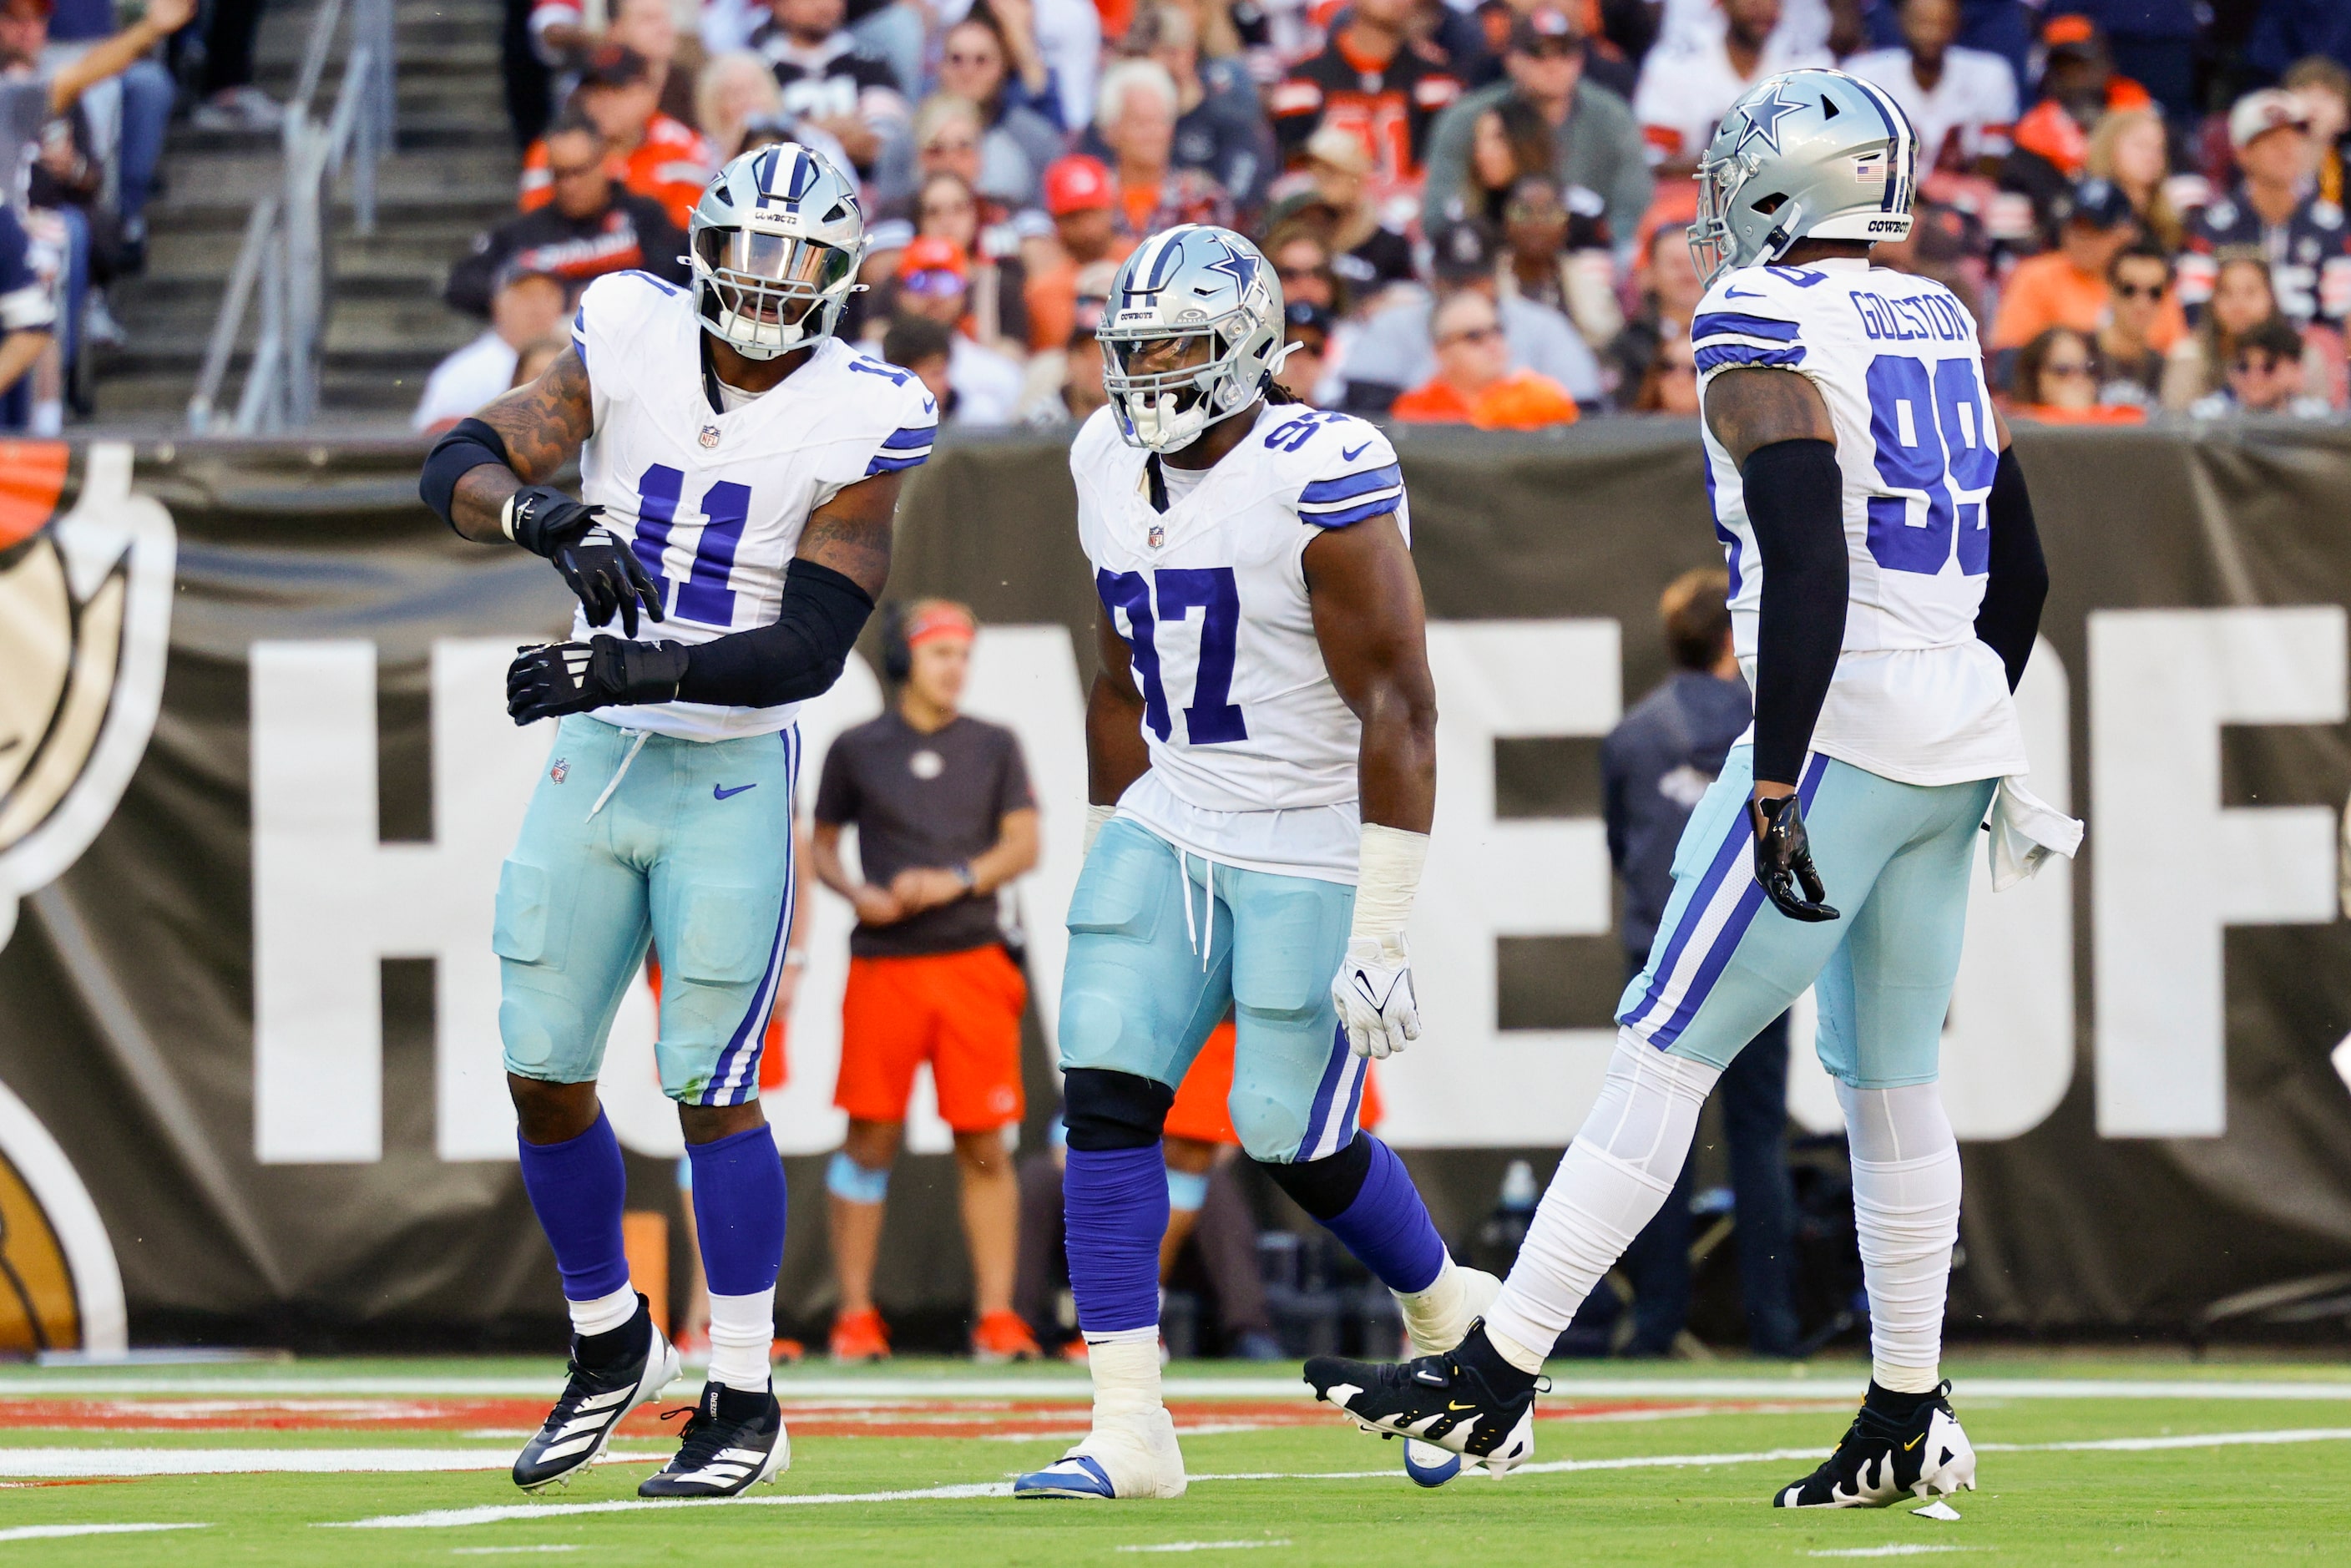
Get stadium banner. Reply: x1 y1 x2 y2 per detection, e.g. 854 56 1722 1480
3 423 2350 1350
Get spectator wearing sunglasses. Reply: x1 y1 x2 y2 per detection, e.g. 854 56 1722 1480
1390 289 1580 429
2189 316 2333 419
2009 326 2141 424
1990 178 2184 362
2094 242 2173 407
881 236 1025 424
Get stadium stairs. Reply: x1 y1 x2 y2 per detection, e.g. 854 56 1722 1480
90 0 518 432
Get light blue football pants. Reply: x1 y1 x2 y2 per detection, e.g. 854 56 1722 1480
1059 818 1363 1164
1616 745 1996 1090
494 714 800 1106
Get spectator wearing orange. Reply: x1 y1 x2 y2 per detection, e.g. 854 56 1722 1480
2008 325 2142 424
812 601 1043 1365
1392 290 1581 429
884 236 1027 424
2009 14 2152 183
1093 58 1231 238
1990 178 2184 353
446 114 688 317
1268 0 1464 191
1024 154 1135 353
521 46 712 230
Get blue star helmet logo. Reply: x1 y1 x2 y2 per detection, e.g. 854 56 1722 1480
1201 235 1261 296
1734 81 1806 159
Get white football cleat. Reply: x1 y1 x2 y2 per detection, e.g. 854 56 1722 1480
1012 1407 1188 1500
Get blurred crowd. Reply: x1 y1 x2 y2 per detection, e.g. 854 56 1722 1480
426 0 2351 430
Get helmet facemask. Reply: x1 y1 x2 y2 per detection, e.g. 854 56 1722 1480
1101 314 1272 453
691 224 861 361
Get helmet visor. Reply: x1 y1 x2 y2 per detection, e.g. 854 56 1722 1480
694 227 855 291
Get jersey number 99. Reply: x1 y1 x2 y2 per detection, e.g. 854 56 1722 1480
1863 354 1998 578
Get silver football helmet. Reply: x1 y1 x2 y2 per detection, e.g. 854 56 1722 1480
1098 225 1285 452
686 142 867 359
1689 68 1919 288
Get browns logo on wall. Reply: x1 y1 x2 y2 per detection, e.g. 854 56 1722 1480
0 441 166 1356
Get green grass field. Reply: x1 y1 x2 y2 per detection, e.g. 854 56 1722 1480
3 1353 2348 1565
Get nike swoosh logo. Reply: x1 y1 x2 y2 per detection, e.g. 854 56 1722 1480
1723 285 1765 299
1447 1401 1477 1411
1341 442 1371 462
713 783 757 800
1902 1434 1924 1450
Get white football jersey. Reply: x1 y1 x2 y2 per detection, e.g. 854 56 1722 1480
1691 257 2027 787
1632 32 1832 167
1072 402 1409 883
1843 46 2019 168
570 271 937 741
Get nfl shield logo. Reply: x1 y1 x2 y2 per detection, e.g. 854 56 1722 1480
699 424 721 448
549 758 569 784
1147 524 1164 549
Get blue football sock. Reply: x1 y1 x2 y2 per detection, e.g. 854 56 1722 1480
687 1121 788 1297
518 1108 630 1303
1323 1136 1445 1295
1064 1144 1167 1335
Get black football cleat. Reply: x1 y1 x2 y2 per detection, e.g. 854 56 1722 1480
1772 1381 1978 1508
1304 1323 1540 1475
512 1294 680 1492
637 1380 791 1497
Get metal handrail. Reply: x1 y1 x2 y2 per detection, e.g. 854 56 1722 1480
186 0 396 432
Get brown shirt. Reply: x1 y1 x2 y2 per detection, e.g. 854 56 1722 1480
814 710 1034 959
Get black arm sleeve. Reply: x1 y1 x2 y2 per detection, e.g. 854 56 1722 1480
1742 438 1850 787
1974 446 2047 691
676 558 877 708
419 417 513 533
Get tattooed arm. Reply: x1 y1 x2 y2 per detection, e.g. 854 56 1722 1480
792 468 902 596
446 346 595 544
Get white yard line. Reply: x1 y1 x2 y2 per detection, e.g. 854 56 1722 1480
1116 1543 1292 1554
0 1449 655 1479
8 1373 2351 1402
0 1523 207 1542
1807 1548 1975 1559
321 1426 2351 1529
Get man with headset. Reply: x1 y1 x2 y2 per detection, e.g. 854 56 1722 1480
808 599 1044 1363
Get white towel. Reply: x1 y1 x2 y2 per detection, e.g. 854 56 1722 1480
1986 776 2083 893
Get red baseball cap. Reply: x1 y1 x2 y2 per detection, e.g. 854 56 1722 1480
1044 154 1115 217
897 235 970 279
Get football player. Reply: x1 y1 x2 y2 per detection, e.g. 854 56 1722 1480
417 143 934 1498
1306 68 2075 1507
1013 225 1499 1502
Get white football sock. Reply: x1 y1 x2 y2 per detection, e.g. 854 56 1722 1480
1394 1252 1470 1355
1481 1034 1719 1374
1084 1328 1164 1418
705 1287 776 1391
568 1282 639 1339
1838 1080 1960 1395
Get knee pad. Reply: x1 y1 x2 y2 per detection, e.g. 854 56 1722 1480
1255 1133 1373 1222
826 1149 891 1204
1061 1068 1173 1151
1165 1167 1211 1212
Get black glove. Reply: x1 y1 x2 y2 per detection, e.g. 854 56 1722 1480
507 637 690 726
551 524 665 637
502 484 601 557
1749 792 1839 923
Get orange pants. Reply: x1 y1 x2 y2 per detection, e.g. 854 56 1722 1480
837 945 1028 1131
1165 1020 1381 1146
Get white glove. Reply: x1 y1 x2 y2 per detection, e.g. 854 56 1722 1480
1332 933 1420 1060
